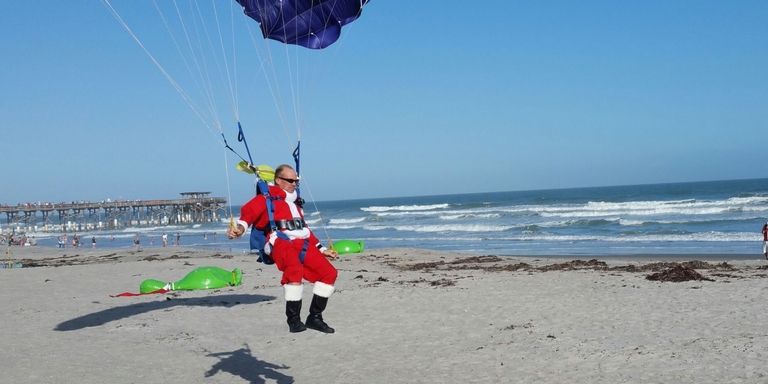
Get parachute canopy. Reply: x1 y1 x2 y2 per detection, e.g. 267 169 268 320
236 0 370 49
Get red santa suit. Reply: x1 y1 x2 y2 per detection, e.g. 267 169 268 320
237 185 337 299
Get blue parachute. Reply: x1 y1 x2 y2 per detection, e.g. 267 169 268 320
236 0 370 49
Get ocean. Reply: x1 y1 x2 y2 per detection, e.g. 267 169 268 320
10 178 768 257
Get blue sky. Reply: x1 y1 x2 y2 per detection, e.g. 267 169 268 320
1 1 766 205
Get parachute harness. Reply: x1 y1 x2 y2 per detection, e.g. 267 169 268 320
235 124 309 264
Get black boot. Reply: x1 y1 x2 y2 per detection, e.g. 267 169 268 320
305 295 335 333
286 300 306 333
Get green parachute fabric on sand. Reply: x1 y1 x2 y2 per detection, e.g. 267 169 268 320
332 240 365 255
138 266 243 294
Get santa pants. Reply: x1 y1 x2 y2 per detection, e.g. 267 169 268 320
272 237 338 286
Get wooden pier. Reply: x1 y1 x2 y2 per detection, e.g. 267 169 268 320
0 192 227 232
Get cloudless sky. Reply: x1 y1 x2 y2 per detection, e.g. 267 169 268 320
1 1 766 205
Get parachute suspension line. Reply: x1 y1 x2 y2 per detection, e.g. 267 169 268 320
230 3 240 121
243 18 299 153
236 122 256 165
300 178 334 252
222 143 235 229
305 0 371 246
166 0 222 134
151 0 213 126
107 1 248 230
210 0 240 122
269 0 303 149
189 0 228 131
220 133 250 165
166 0 221 131
100 0 217 137
280 17 302 146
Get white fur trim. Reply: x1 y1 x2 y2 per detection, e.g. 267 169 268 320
313 282 335 298
284 284 303 301
236 220 249 235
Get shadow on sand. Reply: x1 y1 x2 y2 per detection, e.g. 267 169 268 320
206 344 293 383
54 294 276 331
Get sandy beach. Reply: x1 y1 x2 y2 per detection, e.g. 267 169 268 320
2 246 767 383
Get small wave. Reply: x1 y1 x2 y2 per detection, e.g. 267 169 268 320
534 218 621 228
439 213 501 220
361 203 450 212
489 231 759 242
618 219 645 226
510 195 768 219
121 225 184 233
325 224 362 230
362 224 514 233
369 211 436 217
329 217 366 225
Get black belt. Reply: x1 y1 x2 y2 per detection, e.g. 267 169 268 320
276 218 306 231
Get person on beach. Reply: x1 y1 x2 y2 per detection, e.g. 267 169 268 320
162 233 168 247
91 236 96 248
227 164 339 334
762 222 768 259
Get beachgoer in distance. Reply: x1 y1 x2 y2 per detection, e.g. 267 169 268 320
162 233 168 247
762 222 768 260
91 236 96 248
227 164 339 333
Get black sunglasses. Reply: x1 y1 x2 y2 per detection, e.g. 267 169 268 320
277 176 299 184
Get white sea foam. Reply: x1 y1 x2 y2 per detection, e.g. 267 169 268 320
361 203 450 212
329 217 366 225
353 231 760 243
369 211 440 217
439 213 501 220
325 224 361 230
121 225 184 233
618 219 645 226
371 206 503 218
520 196 768 219
362 224 514 233
489 231 759 242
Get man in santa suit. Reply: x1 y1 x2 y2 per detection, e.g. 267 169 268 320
227 164 339 333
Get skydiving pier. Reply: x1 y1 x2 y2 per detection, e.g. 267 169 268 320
0 192 227 232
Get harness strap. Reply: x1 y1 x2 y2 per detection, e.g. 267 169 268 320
258 180 307 264
293 141 302 202
271 230 308 264
298 238 309 264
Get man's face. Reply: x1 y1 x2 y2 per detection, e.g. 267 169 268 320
275 168 299 193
